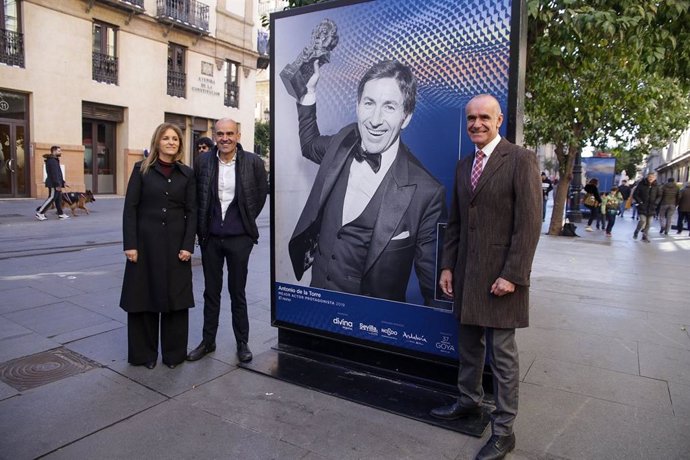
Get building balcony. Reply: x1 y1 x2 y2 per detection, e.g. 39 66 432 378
0 29 24 68
91 0 145 12
93 52 118 85
156 0 209 35
167 70 186 98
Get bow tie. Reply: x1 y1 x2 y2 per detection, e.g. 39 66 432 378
353 146 382 173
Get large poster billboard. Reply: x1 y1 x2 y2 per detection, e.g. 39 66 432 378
271 0 523 362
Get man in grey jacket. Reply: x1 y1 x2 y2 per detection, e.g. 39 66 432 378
658 178 679 235
187 118 268 363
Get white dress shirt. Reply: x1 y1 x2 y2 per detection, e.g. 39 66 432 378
342 139 399 226
217 152 236 219
473 134 502 170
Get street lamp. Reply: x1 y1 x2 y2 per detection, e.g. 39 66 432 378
566 150 583 222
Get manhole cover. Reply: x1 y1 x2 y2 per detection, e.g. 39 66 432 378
0 347 99 391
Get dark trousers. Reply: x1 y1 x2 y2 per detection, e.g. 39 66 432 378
201 234 254 346
586 205 600 227
457 324 519 436
677 211 690 233
37 187 63 215
605 211 617 233
127 310 189 365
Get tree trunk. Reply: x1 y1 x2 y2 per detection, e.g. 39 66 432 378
547 143 578 235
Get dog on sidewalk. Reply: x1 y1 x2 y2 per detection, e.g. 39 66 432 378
43 190 96 216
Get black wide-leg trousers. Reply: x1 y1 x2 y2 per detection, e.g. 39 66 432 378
127 310 189 365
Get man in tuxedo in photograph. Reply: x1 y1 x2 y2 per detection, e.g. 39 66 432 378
286 59 445 305
432 94 541 459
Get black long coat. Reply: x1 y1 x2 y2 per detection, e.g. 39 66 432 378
120 161 196 313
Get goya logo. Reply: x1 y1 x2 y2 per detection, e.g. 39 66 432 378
435 335 456 352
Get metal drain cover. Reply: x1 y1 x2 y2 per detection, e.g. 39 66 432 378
0 347 99 391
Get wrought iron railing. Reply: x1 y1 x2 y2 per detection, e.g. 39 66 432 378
97 0 145 8
225 82 239 108
92 52 118 84
0 29 24 68
167 69 186 98
156 0 209 33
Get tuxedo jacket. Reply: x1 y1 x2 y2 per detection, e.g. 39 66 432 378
289 104 445 304
441 138 542 328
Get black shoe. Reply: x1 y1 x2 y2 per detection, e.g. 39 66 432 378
430 401 481 420
475 433 516 460
186 342 216 361
144 361 157 369
237 342 253 363
633 231 638 240
165 363 177 369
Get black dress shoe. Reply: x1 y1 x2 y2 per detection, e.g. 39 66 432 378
165 363 177 369
237 342 253 363
430 401 481 420
475 433 516 460
144 361 157 369
186 342 216 361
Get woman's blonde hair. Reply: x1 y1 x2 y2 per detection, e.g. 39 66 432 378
141 123 184 174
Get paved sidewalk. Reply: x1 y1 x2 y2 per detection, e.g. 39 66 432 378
0 197 689 459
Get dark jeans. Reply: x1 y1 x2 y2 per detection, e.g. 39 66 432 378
605 210 617 233
677 211 690 233
586 205 600 226
201 234 254 346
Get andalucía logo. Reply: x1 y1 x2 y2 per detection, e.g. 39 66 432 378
435 335 455 352
402 332 427 343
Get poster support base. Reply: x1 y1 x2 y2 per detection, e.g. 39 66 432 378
239 330 492 437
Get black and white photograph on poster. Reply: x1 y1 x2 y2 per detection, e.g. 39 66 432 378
271 0 521 359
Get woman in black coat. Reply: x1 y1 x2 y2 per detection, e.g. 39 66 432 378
584 178 602 231
120 123 196 369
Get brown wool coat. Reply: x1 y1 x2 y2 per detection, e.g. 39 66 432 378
441 138 542 328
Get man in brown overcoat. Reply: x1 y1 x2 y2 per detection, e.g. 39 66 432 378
431 94 541 460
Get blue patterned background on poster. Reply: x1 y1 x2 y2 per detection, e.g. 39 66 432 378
274 0 512 201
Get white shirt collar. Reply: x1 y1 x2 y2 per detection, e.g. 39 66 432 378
476 135 501 157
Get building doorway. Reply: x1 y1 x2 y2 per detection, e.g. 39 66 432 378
0 90 29 197
82 120 116 194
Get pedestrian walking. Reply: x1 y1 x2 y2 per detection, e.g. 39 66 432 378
676 182 690 234
583 178 602 231
633 172 660 243
658 178 679 235
35 146 70 220
603 186 623 236
618 179 632 217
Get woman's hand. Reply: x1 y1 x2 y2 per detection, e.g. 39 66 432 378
125 249 138 263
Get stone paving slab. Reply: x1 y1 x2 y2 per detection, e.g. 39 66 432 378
516 382 690 459
524 357 672 413
0 367 166 460
177 369 467 460
639 341 690 385
42 398 311 460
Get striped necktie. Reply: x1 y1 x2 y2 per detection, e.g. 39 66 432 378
471 150 485 190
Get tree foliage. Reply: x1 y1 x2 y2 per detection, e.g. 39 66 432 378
526 0 690 235
254 120 270 158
